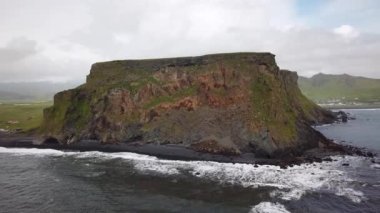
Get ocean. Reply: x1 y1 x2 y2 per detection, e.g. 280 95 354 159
0 109 379 213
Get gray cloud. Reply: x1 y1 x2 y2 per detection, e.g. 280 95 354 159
0 37 37 62
0 0 379 82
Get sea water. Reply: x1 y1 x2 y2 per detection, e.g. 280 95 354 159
0 109 379 213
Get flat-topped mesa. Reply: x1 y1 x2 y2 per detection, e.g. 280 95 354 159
40 52 335 158
86 53 277 86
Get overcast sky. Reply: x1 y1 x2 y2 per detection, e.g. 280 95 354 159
1 0 380 82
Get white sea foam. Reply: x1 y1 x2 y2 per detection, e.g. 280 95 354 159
249 202 290 213
0 147 67 156
0 147 369 203
313 123 333 128
341 108 380 111
335 187 364 203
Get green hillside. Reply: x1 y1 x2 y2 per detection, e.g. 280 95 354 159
0 102 52 132
298 73 380 104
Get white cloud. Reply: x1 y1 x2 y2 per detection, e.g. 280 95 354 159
0 37 37 63
0 0 379 82
333 25 360 40
113 33 132 45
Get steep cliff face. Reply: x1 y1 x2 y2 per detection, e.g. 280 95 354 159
40 53 335 157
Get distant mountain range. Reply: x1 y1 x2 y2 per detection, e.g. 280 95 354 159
0 81 82 102
298 73 380 104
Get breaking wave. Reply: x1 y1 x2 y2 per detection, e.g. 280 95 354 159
249 202 290 213
0 147 374 203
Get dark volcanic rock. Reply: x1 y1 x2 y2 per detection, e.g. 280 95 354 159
336 111 348 123
38 52 337 158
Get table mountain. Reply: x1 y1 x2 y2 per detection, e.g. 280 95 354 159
39 53 335 157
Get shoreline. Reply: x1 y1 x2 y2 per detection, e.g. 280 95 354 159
0 133 374 168
323 105 380 110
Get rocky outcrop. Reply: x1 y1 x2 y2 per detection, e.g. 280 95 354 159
39 53 336 158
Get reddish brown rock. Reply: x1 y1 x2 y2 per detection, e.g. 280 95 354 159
39 53 336 158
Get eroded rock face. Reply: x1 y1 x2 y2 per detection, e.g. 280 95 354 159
40 53 335 157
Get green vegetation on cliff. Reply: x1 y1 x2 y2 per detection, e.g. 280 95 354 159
40 53 334 156
250 71 297 142
144 86 197 109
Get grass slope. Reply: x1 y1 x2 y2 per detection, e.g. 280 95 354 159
298 73 380 103
0 102 52 132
